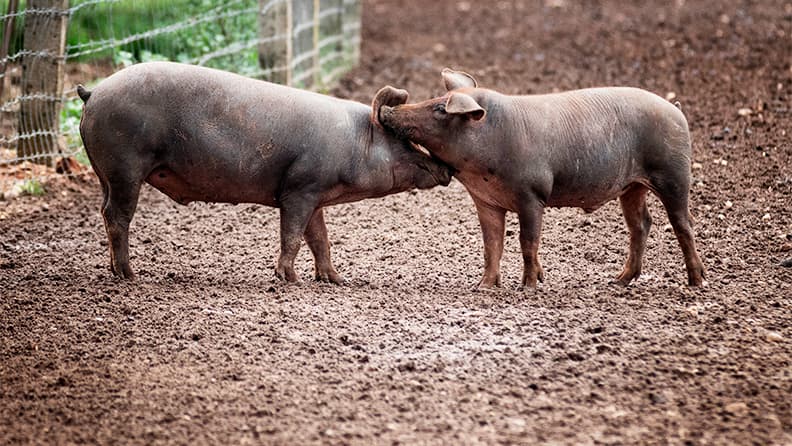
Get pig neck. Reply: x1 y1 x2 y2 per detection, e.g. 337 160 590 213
353 122 405 194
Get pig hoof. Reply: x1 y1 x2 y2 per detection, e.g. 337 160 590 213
275 265 300 283
520 283 540 294
111 264 135 280
476 274 501 290
610 276 633 287
315 270 345 285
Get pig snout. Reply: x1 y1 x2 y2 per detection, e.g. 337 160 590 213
379 105 419 140
371 86 409 129
379 105 394 126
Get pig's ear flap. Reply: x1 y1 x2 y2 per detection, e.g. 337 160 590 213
442 68 478 91
371 85 409 128
446 92 486 121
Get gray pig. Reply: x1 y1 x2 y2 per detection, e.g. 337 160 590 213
376 68 705 289
77 62 452 283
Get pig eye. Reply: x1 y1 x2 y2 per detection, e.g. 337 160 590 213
433 105 447 119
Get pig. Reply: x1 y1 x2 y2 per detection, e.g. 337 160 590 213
77 62 452 283
376 68 706 289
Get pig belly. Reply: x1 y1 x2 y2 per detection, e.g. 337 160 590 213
145 164 278 206
547 181 639 212
543 141 648 211
546 168 649 212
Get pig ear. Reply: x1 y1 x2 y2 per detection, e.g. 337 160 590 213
371 85 409 128
442 68 478 91
445 92 486 121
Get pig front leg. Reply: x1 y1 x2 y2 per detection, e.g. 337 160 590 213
473 198 506 289
518 200 545 289
303 208 344 284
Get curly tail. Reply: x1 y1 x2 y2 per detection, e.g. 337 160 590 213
76 84 91 102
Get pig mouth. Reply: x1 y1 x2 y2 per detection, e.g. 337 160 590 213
408 141 431 157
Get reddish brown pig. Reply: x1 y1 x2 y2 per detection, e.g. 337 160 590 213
78 62 452 283
377 69 705 289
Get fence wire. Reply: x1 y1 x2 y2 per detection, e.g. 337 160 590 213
0 0 361 196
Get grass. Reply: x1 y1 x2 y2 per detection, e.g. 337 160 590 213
19 178 45 196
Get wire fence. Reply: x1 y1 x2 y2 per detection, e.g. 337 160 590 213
0 0 361 197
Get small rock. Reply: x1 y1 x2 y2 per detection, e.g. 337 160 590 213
765 331 784 342
456 1 471 12
762 213 771 220
692 162 703 169
781 258 792 268
545 0 566 8
724 200 733 209
737 107 752 116
724 402 748 416
432 42 447 53
666 92 676 101
717 213 725 220
506 417 527 431
663 223 673 232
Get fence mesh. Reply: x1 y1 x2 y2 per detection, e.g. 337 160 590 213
0 0 361 197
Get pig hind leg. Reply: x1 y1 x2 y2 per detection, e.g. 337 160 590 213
517 199 545 289
98 170 143 279
615 184 652 285
303 208 343 284
651 173 706 286
276 195 319 282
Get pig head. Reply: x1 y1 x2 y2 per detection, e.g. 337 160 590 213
376 68 705 290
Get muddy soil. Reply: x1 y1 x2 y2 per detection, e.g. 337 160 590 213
1 0 791 444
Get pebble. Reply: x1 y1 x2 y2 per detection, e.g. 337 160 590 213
737 107 752 116
765 331 784 342
724 402 748 416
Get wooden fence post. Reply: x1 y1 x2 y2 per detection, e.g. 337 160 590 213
291 0 315 88
342 0 361 67
258 0 291 85
18 0 68 167
312 0 320 87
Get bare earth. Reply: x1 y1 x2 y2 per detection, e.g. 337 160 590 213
1 1 791 444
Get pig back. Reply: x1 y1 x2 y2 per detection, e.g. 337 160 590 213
512 87 691 208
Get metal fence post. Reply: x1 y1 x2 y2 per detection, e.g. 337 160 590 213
258 0 291 85
17 0 68 167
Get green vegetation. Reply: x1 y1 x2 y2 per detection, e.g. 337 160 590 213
19 178 45 196
1 0 260 73
66 0 259 74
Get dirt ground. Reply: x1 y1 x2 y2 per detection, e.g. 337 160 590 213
1 0 791 444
